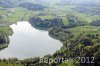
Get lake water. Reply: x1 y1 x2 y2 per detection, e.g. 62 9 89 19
0 21 62 59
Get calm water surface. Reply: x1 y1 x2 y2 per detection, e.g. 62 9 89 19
0 21 62 59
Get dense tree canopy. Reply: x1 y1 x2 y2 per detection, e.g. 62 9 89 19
29 17 64 29
19 3 45 11
0 27 12 50
91 20 100 26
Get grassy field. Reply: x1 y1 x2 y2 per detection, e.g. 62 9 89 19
69 26 100 35
74 13 100 23
0 62 23 66
57 62 75 66
0 62 75 66
0 26 13 36
0 7 31 23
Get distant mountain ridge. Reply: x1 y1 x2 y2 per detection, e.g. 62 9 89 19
0 0 30 8
0 0 100 8
0 0 16 8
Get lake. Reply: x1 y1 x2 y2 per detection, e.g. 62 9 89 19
0 21 62 59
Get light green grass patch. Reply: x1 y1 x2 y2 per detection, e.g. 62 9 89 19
69 26 100 35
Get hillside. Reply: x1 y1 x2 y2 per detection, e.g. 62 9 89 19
0 0 100 66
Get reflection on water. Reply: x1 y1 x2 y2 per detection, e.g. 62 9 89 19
0 21 62 59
